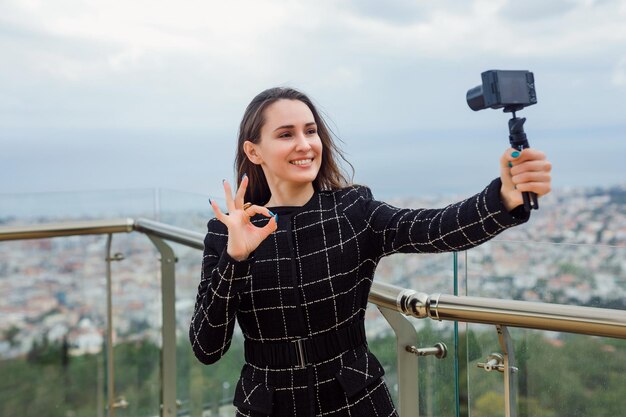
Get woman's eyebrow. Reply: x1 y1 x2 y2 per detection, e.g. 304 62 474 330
273 122 316 132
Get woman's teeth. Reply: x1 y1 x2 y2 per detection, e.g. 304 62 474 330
290 159 312 165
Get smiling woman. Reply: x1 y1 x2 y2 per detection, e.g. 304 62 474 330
234 88 353 208
189 87 552 416
242 99 324 207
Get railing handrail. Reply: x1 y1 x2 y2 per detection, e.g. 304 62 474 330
2 218 625 340
370 281 626 339
0 218 205 249
0 218 135 240
134 218 205 250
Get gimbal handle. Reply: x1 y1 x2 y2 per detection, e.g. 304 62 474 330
508 117 539 212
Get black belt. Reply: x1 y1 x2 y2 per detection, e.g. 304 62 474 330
244 320 366 368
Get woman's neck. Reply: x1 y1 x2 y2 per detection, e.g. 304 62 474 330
265 182 315 207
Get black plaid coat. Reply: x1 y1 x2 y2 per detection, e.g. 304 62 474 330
190 179 528 416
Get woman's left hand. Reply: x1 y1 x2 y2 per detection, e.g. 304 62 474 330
500 148 552 212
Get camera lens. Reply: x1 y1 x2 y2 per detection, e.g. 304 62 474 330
466 85 486 111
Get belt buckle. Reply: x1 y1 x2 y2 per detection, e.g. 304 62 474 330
293 338 309 368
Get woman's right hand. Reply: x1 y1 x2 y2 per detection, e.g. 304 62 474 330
209 175 278 261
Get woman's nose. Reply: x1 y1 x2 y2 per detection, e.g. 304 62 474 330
294 133 312 151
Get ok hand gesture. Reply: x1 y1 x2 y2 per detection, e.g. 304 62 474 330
209 175 278 261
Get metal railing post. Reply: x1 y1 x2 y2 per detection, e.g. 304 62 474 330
146 235 178 417
497 325 518 417
378 306 419 417
105 234 116 417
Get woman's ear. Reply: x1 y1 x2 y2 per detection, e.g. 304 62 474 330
243 140 262 164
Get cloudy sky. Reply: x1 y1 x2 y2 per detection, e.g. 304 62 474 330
1 0 625 201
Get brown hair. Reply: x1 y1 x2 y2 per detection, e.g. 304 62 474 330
235 87 354 205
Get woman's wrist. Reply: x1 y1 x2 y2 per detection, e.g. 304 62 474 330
499 185 523 212
501 194 518 212
227 247 251 262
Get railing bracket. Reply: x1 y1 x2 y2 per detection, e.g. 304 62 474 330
406 342 448 359
106 252 125 262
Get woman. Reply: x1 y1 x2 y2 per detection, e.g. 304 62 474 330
189 87 552 416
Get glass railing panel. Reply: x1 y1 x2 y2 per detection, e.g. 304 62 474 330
460 239 626 306
372 253 459 416
165 240 244 416
0 236 109 417
107 231 162 417
156 188 210 231
0 232 165 417
0 186 164 417
460 237 626 416
457 182 625 306
460 238 626 309
179 335 245 416
158 188 245 415
157 186 218 412
465 324 626 417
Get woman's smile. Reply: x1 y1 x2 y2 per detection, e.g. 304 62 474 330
290 157 314 166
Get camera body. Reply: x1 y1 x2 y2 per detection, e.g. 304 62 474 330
466 70 537 112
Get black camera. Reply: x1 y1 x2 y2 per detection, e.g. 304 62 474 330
466 69 540 211
466 70 537 112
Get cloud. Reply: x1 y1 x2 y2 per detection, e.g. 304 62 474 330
612 56 626 86
1 0 626 194
1 0 625 133
341 0 473 26
3 0 625 75
335 0 626 60
498 0 579 21
1 0 289 79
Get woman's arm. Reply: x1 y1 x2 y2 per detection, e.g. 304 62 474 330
189 222 254 365
354 147 551 258
356 178 525 258
190 176 276 364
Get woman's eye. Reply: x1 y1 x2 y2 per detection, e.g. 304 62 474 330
307 128 317 135
278 132 292 138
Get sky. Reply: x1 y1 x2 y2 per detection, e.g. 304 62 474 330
1 0 625 202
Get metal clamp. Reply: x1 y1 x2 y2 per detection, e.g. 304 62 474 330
106 252 125 262
478 353 518 373
111 396 129 409
478 353 504 372
406 342 447 359
430 293 442 321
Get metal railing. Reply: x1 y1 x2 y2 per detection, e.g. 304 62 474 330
370 282 626 340
2 218 626 417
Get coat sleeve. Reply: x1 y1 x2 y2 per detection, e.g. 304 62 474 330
189 219 254 365
353 178 530 259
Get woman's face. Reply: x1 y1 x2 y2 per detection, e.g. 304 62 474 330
246 99 323 190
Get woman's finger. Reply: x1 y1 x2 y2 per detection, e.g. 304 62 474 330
244 204 274 219
504 148 546 164
209 199 228 224
223 180 236 213
510 159 552 175
515 181 552 196
259 212 279 235
234 174 248 209
512 171 552 185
